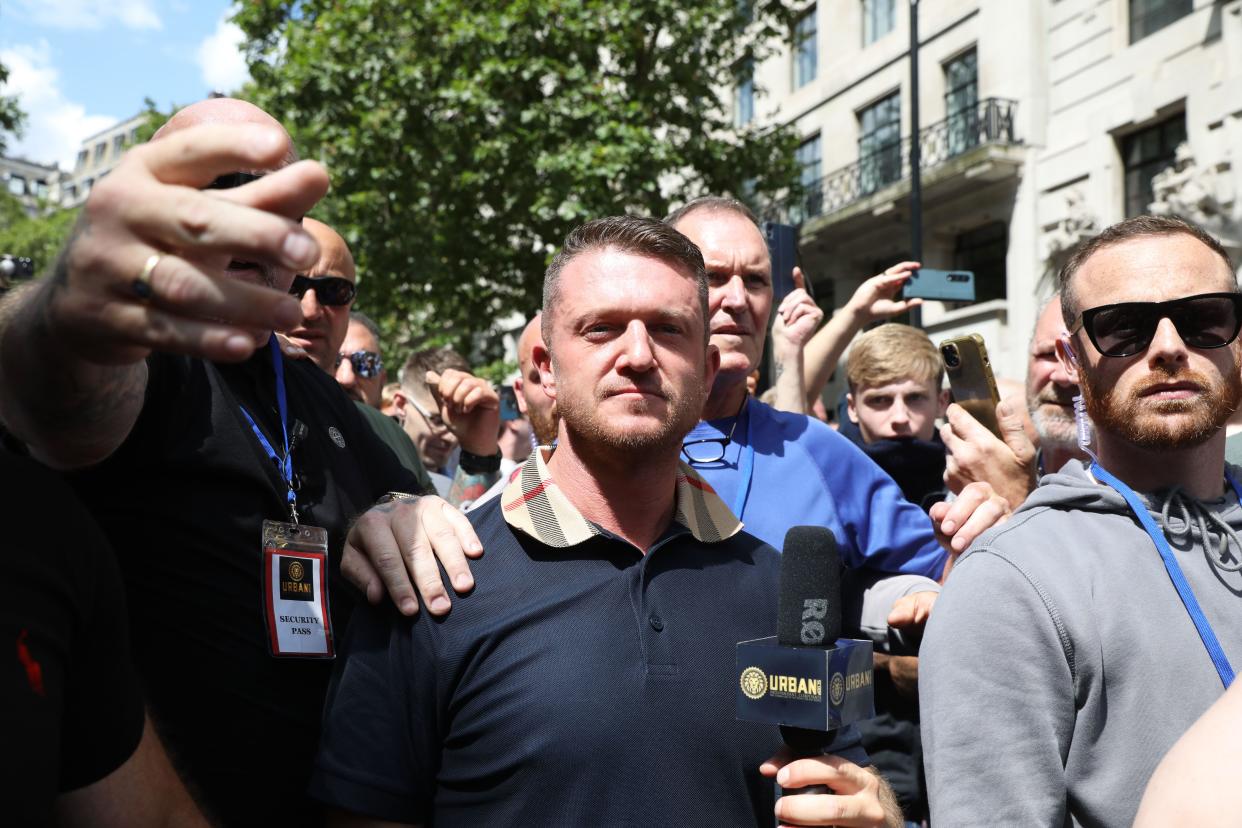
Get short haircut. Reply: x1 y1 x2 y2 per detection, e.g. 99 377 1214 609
846 323 944 393
350 310 382 344
1058 215 1236 328
541 215 709 346
400 346 470 396
664 195 760 229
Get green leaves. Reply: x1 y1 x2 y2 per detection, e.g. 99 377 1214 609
233 0 800 365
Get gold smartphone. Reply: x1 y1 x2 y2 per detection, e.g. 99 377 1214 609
939 334 1001 438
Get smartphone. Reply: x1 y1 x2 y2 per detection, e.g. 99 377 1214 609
763 222 800 306
498 385 520 421
939 334 1001 438
903 268 975 302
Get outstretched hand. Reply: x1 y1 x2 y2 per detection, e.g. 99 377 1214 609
48 122 328 366
845 261 924 326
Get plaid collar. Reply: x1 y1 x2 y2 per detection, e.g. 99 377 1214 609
501 447 743 548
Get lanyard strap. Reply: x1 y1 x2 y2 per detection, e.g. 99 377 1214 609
732 401 755 521
1091 462 1235 687
240 335 297 522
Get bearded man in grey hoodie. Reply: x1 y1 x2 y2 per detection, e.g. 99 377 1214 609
920 215 1242 827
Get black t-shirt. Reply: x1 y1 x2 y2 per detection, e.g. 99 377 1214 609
70 347 417 826
1 451 145 825
313 497 868 826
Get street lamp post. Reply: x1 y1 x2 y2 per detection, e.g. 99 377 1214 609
909 0 923 329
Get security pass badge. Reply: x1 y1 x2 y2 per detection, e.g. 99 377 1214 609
261 519 335 659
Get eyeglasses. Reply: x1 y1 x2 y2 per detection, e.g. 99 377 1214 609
681 415 740 464
290 274 357 306
1071 292 1242 358
337 350 384 378
410 397 448 431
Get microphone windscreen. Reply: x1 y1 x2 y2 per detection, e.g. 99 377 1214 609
777 526 842 649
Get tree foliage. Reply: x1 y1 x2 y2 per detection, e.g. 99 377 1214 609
233 0 802 362
0 60 26 156
0 190 78 277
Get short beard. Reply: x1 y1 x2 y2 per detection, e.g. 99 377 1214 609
528 406 559 447
1079 362 1242 451
1030 407 1078 451
554 369 704 461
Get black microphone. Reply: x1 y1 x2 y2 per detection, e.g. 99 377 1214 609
777 526 841 796
735 526 874 811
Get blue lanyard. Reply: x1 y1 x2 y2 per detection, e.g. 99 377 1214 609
240 335 297 523
732 401 755 520
1091 462 1236 688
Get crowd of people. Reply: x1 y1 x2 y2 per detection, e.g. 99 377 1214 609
2 95 1239 828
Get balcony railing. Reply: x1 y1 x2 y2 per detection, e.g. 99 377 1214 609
785 97 1019 223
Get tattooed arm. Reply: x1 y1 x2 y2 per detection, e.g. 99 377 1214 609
0 231 149 469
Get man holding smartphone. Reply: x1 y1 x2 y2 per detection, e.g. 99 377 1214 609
921 215 1242 826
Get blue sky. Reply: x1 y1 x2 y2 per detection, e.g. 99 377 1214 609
2 0 249 168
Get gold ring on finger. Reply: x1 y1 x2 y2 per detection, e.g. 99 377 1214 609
132 254 161 301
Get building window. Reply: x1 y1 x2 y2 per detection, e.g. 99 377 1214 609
859 92 902 195
734 60 755 127
1122 114 1186 217
94 142 107 163
63 184 76 203
7 175 26 196
862 0 896 45
113 134 125 156
953 221 1009 304
75 150 88 170
129 127 140 143
944 49 979 157
83 178 94 194
797 134 823 217
793 6 818 89
1130 0 1193 43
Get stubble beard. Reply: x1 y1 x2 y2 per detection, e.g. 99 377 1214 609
555 371 705 461
1079 362 1242 451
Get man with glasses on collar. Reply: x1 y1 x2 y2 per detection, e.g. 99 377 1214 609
921 216 1242 826
0 97 484 825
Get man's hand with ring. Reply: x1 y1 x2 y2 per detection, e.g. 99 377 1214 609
50 122 329 366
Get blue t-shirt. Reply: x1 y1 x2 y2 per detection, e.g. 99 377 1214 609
684 398 946 579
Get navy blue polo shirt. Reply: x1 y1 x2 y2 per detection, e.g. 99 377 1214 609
311 451 866 825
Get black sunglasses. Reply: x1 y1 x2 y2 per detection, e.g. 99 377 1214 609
290 275 357 306
337 350 384 379
1071 292 1242 358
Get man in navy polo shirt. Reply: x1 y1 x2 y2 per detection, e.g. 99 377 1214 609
312 216 902 827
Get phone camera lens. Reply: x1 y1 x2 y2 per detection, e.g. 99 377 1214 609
941 344 961 369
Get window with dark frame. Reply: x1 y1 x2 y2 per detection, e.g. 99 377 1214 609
797 134 823 218
734 60 755 127
944 49 978 157
794 6 818 88
1129 0 1193 43
862 0 896 45
953 221 1009 305
859 92 902 195
1121 113 1186 218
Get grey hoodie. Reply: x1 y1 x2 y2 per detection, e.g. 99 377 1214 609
920 460 1242 827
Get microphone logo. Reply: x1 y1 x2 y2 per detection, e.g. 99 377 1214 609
740 666 768 700
829 673 846 706
801 598 828 645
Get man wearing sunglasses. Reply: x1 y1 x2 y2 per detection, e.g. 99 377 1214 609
0 98 484 825
284 217 359 372
921 215 1242 827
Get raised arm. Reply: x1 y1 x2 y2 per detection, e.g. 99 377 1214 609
0 123 326 468
802 262 923 407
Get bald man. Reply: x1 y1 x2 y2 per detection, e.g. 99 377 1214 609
513 313 558 446
0 98 482 825
284 217 358 371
